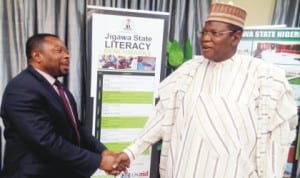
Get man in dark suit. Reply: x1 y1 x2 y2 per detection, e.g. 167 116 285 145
0 33 123 178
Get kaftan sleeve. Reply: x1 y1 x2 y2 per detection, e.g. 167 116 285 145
123 100 165 162
266 89 298 178
259 65 298 177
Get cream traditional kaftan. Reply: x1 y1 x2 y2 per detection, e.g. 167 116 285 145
124 54 298 178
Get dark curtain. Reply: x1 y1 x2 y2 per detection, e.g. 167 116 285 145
271 0 300 27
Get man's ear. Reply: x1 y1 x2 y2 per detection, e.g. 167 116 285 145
31 51 42 63
232 31 242 47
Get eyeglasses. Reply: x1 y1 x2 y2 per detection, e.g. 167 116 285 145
197 30 235 38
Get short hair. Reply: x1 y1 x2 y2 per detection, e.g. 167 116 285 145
25 33 59 60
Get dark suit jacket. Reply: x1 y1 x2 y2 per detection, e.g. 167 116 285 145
0 66 106 178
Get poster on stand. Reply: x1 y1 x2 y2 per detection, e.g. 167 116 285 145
86 6 169 178
238 27 300 177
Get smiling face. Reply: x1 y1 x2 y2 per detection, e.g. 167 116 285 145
30 36 70 78
200 21 242 62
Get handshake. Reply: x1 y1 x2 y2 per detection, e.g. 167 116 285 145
99 150 131 176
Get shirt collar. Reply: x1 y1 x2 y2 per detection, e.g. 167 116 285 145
205 53 238 67
33 67 56 85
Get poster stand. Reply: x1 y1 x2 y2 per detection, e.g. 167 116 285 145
86 6 169 178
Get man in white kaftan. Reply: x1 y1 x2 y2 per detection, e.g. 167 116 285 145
123 54 297 178
114 2 298 178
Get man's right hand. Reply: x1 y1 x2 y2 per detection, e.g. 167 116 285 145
99 150 120 175
99 150 130 176
113 152 130 171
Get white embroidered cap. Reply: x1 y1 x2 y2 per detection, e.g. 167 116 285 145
206 1 247 28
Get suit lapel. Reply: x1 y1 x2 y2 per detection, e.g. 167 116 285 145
26 66 77 121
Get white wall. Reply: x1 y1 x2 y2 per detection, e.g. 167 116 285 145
222 0 276 27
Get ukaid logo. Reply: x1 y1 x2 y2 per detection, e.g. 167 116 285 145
120 170 149 178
